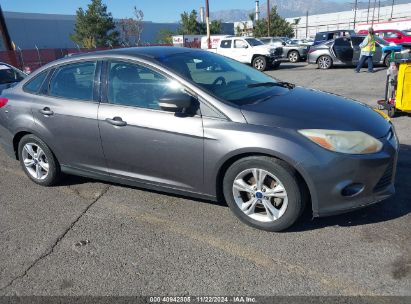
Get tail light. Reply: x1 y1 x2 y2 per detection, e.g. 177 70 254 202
0 97 9 108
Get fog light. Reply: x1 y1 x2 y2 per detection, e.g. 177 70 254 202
341 183 364 197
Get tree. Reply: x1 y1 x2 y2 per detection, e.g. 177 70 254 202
71 0 119 48
253 6 294 38
178 10 203 35
210 20 222 35
293 18 301 39
119 6 144 46
156 29 174 44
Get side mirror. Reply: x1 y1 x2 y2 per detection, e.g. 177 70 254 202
397 35 402 39
159 92 193 112
282 42 286 46
242 44 248 48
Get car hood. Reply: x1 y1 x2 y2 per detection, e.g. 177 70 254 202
240 86 390 138
253 45 277 52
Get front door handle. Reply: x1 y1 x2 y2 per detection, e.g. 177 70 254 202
105 116 127 127
39 107 54 116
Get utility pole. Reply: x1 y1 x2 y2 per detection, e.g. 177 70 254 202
267 0 270 36
377 0 381 22
367 0 371 23
0 5 13 51
390 0 395 19
353 0 358 29
205 0 210 49
371 0 376 26
305 10 308 38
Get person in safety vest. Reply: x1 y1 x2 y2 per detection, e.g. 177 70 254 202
355 27 376 73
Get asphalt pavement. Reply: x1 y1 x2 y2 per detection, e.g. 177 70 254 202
0 62 410 297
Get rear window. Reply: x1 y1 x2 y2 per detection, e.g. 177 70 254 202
220 40 231 48
23 70 48 94
0 64 25 85
49 61 96 101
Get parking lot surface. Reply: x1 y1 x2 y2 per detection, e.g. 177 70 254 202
0 63 410 296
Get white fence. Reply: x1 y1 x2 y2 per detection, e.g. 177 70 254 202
286 3 411 38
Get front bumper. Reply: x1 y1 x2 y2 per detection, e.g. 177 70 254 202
300 127 399 217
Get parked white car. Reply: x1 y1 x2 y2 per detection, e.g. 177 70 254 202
208 37 283 71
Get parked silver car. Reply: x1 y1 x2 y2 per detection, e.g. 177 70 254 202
0 47 398 231
0 62 26 94
308 36 392 69
260 37 309 63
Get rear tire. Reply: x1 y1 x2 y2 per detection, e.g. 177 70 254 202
18 134 61 186
252 56 267 71
288 50 300 63
317 55 333 69
223 156 304 232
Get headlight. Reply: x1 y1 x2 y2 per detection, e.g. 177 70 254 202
298 129 383 154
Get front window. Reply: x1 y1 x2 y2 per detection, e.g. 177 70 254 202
107 60 184 110
375 36 389 46
157 51 287 106
245 38 264 46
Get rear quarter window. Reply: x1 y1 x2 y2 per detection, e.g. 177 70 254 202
23 70 48 94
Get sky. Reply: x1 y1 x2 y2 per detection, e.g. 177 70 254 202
1 0 353 23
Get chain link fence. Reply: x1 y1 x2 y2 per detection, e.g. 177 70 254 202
0 45 171 72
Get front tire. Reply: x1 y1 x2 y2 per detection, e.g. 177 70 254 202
18 134 61 186
252 56 267 71
317 55 333 69
223 156 304 232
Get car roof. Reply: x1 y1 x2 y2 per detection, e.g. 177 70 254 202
37 46 205 69
317 30 353 34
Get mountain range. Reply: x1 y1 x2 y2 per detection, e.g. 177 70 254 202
210 0 411 22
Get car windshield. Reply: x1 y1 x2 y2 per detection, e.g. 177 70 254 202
156 51 289 106
0 64 26 85
375 36 389 46
245 38 264 46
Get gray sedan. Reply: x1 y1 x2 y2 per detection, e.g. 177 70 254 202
0 47 398 231
308 36 392 69
260 37 309 62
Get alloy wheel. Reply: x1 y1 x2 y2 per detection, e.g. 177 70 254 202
289 51 299 63
254 58 265 70
22 143 49 180
232 168 288 222
318 56 331 69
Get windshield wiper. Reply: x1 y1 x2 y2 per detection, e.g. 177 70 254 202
247 81 295 89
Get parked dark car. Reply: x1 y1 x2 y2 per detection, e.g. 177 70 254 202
0 47 398 231
313 30 356 45
0 62 26 94
260 37 309 63
308 36 393 69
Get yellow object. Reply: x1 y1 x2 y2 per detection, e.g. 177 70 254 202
362 35 376 53
395 62 411 113
373 108 390 121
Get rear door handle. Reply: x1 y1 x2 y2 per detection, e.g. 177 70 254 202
105 116 127 127
39 107 54 116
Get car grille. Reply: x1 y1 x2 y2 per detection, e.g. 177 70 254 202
373 161 394 192
272 47 283 56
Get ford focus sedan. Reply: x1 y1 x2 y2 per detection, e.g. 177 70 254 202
0 47 398 231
